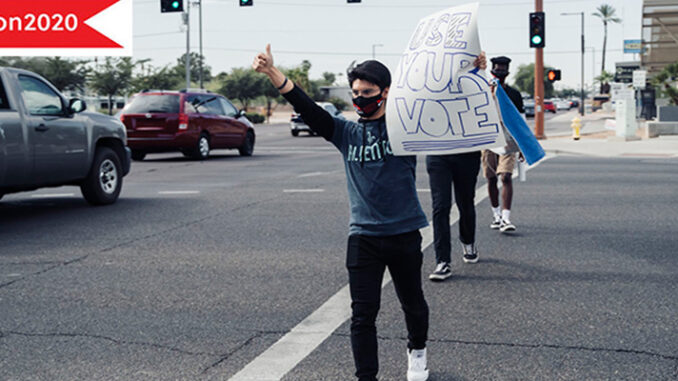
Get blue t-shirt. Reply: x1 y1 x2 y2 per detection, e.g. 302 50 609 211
330 116 428 236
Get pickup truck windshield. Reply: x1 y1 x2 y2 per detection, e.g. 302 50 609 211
125 94 180 114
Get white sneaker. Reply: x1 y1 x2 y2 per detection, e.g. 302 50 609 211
490 215 501 229
407 348 429 381
499 218 516 233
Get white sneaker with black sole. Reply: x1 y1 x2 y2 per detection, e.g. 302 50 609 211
500 218 516 233
407 348 429 381
428 262 452 281
490 215 501 229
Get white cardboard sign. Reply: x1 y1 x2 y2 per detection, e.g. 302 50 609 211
386 3 505 156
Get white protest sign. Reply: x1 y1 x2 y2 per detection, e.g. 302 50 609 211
632 70 646 89
386 3 505 156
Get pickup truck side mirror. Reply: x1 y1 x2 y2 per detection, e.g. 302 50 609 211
69 98 87 114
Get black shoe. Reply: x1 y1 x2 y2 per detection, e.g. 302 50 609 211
428 262 452 281
462 244 478 264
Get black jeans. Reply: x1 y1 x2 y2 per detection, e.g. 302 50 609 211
426 152 481 264
346 230 429 381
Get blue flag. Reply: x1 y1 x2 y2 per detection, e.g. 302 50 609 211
494 82 545 165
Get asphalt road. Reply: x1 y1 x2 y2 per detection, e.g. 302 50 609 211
1 122 677 380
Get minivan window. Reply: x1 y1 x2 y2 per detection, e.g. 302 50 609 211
186 95 223 115
18 75 63 115
125 94 180 114
219 98 239 117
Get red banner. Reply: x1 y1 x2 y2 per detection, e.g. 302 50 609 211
0 0 122 48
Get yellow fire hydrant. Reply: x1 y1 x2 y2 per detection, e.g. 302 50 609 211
571 117 582 141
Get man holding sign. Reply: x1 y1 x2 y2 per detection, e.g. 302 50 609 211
254 44 456 381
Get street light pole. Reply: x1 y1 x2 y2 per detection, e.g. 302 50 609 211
372 44 383 59
562 12 585 116
198 0 204 89
534 0 545 139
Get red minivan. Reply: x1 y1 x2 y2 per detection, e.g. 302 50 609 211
120 90 255 161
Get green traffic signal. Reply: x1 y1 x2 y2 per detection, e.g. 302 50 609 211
172 0 180 8
531 35 542 45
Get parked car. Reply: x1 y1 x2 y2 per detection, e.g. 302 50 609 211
291 102 345 136
0 67 131 205
120 90 255 160
543 100 557 113
554 99 571 111
524 100 535 117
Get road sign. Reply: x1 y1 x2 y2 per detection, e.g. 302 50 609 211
614 61 641 84
633 70 647 89
623 39 642 54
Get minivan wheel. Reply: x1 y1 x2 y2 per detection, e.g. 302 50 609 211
131 150 146 161
81 147 122 206
239 130 255 156
193 133 210 160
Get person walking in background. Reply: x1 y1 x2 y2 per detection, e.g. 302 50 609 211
427 54 488 282
483 56 524 233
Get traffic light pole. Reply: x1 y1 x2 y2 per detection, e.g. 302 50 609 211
198 0 204 89
534 0 545 139
580 12 585 116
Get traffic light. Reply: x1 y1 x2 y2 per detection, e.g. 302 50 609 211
161 0 183 12
240 0 253 6
547 69 561 82
529 12 545 48
347 0 361 3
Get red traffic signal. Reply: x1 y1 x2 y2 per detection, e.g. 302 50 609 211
547 69 561 82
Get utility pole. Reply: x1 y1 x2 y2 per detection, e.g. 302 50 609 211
184 1 191 90
198 0 204 89
563 12 585 116
534 0 545 139
372 44 383 59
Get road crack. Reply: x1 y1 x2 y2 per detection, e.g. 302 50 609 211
201 330 285 375
2 330 218 357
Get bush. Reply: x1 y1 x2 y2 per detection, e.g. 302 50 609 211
245 112 266 124
328 97 349 111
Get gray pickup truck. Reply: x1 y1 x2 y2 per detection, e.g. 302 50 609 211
0 67 131 205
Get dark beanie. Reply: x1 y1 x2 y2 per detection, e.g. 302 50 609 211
347 60 391 90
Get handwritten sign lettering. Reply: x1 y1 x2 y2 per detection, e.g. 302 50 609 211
386 3 505 155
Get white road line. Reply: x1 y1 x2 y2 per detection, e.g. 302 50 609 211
30 193 75 198
158 191 201 195
283 189 325 193
298 172 328 178
229 155 555 381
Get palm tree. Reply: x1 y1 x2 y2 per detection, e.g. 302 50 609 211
594 70 614 94
593 4 621 93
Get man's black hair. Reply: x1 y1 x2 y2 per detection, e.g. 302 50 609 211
347 60 391 90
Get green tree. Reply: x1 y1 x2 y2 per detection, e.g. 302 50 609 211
131 65 182 93
0 57 89 93
218 68 263 111
593 4 621 92
594 70 614 94
88 57 135 115
652 61 678 105
512 63 555 98
173 52 212 87
255 72 283 123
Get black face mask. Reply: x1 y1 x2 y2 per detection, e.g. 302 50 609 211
491 68 509 80
353 93 384 118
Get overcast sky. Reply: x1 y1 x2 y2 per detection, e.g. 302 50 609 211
132 0 643 92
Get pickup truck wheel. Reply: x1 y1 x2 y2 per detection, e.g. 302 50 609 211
80 147 122 206
131 150 146 161
238 130 255 156
192 133 210 160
